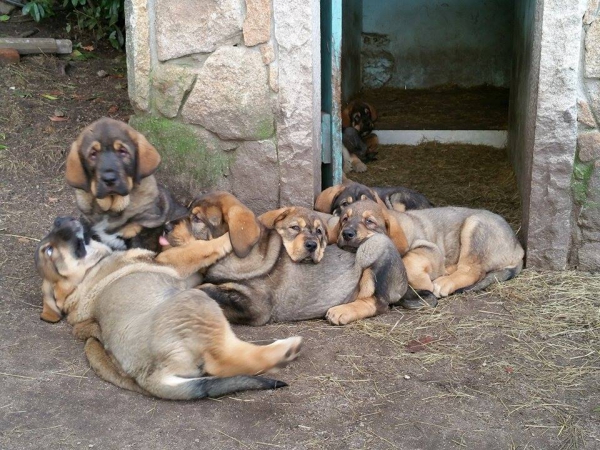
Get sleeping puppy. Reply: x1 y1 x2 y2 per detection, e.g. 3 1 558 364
35 217 302 399
65 117 185 251
157 192 408 326
315 181 432 216
337 200 524 300
341 100 379 173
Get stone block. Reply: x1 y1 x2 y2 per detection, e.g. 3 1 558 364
274 0 319 208
584 0 599 25
125 0 151 111
0 1 15 14
585 20 600 78
243 0 271 47
229 140 279 214
156 0 243 61
578 99 597 129
182 46 274 140
578 131 600 162
0 48 19 65
152 64 198 118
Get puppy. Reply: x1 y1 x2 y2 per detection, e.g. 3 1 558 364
66 117 185 251
341 100 379 173
35 217 302 399
157 192 408 326
315 181 433 216
337 200 524 300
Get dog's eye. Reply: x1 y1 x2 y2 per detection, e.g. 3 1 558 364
290 225 300 232
89 150 97 161
192 215 202 223
341 216 348 224
365 218 376 226
341 201 348 207
45 246 53 257
117 147 129 158
316 228 323 236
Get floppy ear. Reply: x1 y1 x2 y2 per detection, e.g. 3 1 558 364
326 216 340 244
367 102 378 122
65 140 89 190
381 208 409 255
129 129 161 180
40 280 62 323
218 194 261 258
258 207 291 229
314 184 345 213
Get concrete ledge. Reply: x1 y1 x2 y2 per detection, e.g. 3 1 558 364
376 130 508 148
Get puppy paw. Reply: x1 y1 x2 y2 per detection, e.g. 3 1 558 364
270 336 303 371
343 159 352 174
432 276 456 298
352 160 367 173
326 305 354 325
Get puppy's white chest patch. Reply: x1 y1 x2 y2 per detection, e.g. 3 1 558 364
92 218 127 250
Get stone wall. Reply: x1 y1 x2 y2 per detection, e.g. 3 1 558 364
571 0 600 270
125 0 321 214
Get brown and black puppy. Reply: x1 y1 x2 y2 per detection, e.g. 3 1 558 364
315 181 432 216
66 117 185 251
337 200 524 303
35 217 302 399
158 192 407 326
341 100 379 173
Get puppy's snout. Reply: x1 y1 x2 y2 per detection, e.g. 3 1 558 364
101 171 118 186
54 217 76 228
304 240 318 252
342 228 356 241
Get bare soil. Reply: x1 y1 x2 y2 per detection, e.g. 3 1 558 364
361 86 509 130
1 17 599 450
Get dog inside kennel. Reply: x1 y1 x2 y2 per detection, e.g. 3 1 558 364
340 0 522 230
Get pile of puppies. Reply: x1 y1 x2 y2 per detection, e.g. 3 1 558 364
35 118 524 400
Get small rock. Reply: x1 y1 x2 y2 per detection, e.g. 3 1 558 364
404 374 411 380
54 109 65 117
0 1 16 14
97 70 108 78
482 361 487 367
578 131 600 162
0 48 20 66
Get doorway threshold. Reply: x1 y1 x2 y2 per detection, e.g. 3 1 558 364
376 130 508 149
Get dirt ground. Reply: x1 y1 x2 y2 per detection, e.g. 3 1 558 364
361 86 509 130
1 18 599 450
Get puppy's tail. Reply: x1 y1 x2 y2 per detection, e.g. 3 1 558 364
155 375 287 400
459 260 523 293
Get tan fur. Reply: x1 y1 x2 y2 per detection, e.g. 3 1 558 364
340 200 524 298
325 269 379 325
36 225 302 399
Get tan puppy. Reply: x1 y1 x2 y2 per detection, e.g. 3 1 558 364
35 217 302 399
158 192 408 326
66 118 185 251
337 200 524 299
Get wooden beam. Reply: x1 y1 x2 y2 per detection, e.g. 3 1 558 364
0 38 72 55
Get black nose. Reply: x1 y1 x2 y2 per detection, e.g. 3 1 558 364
304 240 317 252
342 228 356 241
54 217 74 227
164 222 174 233
101 171 118 185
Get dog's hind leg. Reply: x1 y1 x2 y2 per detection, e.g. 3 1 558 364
326 269 387 325
84 338 149 395
433 218 486 297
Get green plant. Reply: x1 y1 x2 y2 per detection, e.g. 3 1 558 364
21 0 125 49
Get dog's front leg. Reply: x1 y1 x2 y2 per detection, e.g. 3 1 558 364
155 234 233 278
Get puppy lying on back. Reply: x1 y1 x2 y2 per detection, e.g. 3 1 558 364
66 118 185 251
336 200 524 301
157 192 408 326
35 217 302 399
316 181 432 216
342 100 379 173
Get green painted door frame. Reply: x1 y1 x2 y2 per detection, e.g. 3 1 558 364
320 0 343 189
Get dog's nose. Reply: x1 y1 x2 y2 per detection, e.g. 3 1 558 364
342 228 356 241
101 171 118 186
164 222 174 233
304 240 317 252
